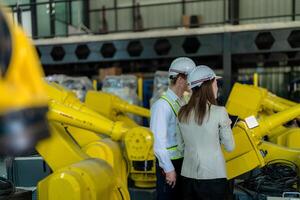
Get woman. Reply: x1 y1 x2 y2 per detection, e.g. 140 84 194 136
177 65 235 200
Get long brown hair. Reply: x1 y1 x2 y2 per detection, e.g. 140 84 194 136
178 79 217 125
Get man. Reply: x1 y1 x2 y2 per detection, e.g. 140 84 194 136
150 57 196 200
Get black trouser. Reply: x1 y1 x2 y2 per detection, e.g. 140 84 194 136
156 158 183 200
182 176 228 200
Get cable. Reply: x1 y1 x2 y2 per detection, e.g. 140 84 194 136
237 160 300 198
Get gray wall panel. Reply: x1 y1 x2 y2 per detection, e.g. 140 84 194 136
240 0 293 24
186 1 224 24
88 0 297 30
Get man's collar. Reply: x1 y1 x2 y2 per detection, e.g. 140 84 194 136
166 88 180 101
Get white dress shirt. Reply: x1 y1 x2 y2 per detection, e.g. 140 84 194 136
150 88 184 173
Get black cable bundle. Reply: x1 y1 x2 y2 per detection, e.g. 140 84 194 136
237 159 300 198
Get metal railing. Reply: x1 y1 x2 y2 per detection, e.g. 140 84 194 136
3 0 300 39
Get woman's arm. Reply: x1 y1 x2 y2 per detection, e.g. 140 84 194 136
219 107 235 152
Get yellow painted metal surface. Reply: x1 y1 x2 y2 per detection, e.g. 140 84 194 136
261 141 300 167
224 108 300 179
0 6 131 199
253 73 259 87
83 89 156 187
115 114 139 127
270 127 300 149
0 7 50 156
84 90 156 187
124 127 156 187
226 83 300 149
38 159 124 200
226 83 268 118
253 104 300 139
224 123 264 179
36 121 131 199
67 126 102 147
5 5 300 197
36 122 87 171
0 9 48 113
224 85 300 179
138 77 143 102
226 83 300 119
93 79 98 91
45 82 111 122
47 101 128 140
85 90 150 119
82 139 129 197
285 130 300 149
46 83 156 187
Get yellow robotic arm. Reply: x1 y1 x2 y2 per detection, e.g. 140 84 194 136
85 90 156 187
85 90 150 121
45 82 156 187
36 83 133 199
226 83 299 118
226 83 300 149
225 104 300 179
36 120 128 200
47 100 128 140
0 5 152 199
0 7 117 200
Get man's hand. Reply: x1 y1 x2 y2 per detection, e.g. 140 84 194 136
165 170 176 188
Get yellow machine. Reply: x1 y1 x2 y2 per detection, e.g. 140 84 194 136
0 6 152 199
222 82 300 182
36 122 127 200
85 90 150 124
225 101 300 179
226 83 297 119
0 7 49 156
44 82 156 188
4 2 300 197
83 83 300 183
226 83 300 149
84 90 156 187
27 76 147 199
80 83 300 183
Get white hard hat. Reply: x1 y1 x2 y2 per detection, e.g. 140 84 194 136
169 57 196 77
188 65 222 89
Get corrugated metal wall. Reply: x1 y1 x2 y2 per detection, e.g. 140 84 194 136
140 1 181 29
185 0 225 24
90 0 116 32
89 0 299 33
237 67 295 98
3 0 299 35
198 67 299 100
89 0 225 32
239 0 293 24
